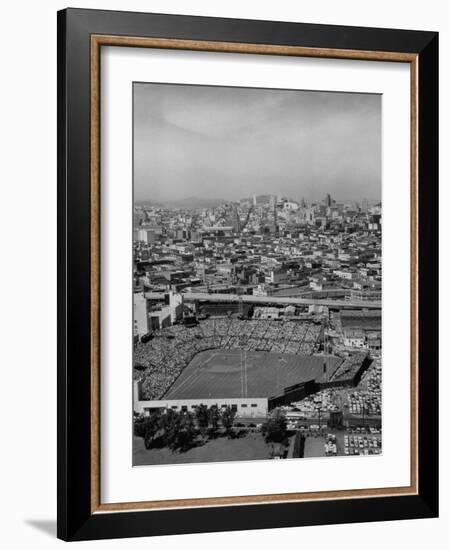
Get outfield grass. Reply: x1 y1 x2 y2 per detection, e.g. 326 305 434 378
164 349 342 400
133 432 272 466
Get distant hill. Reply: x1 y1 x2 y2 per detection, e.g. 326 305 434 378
138 197 226 209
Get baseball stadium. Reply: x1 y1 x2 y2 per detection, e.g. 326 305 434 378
133 314 369 417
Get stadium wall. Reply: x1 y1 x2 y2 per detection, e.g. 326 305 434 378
134 387 268 418
267 353 370 409
268 380 317 409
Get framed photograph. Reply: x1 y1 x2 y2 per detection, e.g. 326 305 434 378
57 8 438 541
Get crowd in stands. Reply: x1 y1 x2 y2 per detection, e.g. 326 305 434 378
134 318 322 400
329 351 369 384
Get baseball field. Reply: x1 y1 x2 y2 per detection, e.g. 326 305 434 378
163 349 342 400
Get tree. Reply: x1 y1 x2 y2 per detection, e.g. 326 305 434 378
293 431 306 458
208 405 221 437
262 408 287 443
195 404 209 433
134 415 149 438
221 406 236 437
157 408 179 448
167 411 197 453
133 412 162 449
144 414 162 450
136 409 200 453
158 408 176 433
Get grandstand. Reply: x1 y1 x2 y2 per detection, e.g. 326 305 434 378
133 314 370 418
134 317 325 401
340 310 381 331
327 351 371 387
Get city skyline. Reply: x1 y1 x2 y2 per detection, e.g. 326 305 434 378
134 83 381 204
135 193 381 208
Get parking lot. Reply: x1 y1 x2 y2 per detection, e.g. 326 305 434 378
301 426 382 458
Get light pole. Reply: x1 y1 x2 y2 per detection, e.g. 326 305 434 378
362 397 367 430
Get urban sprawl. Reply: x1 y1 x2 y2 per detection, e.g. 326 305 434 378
133 193 382 463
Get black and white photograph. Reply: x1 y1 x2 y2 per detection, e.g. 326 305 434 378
132 83 382 466
0 0 442 545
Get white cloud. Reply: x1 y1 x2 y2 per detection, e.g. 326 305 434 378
134 83 381 202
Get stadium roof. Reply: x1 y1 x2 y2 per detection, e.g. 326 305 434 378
163 350 343 400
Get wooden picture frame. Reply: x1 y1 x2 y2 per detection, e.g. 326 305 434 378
57 8 438 541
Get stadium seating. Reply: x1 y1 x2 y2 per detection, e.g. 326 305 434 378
135 318 322 400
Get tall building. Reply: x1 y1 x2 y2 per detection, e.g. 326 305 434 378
149 307 172 331
137 228 156 244
165 290 184 323
133 293 149 337
273 200 278 234
270 195 279 235
232 204 241 233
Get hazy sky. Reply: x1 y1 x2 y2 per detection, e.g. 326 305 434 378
134 83 381 203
